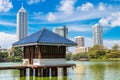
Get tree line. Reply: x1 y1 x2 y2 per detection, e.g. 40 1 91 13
0 47 23 62
66 44 120 61
0 44 120 62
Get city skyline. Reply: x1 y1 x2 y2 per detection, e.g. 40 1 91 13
0 0 120 49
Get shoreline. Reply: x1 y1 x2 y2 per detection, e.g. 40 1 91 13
67 58 120 62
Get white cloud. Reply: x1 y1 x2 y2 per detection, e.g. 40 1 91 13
98 2 106 11
47 12 56 21
85 37 120 49
99 18 110 26
0 0 13 12
85 37 93 47
110 12 120 27
99 12 120 27
27 0 45 4
32 2 119 25
0 21 16 27
77 2 94 12
0 32 17 49
69 25 91 32
57 0 76 15
104 40 120 49
33 12 43 16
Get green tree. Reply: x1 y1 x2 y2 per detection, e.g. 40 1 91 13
0 52 8 61
66 53 72 60
13 47 23 57
106 50 120 58
70 53 88 60
91 45 104 51
7 47 23 62
88 45 105 59
112 44 119 51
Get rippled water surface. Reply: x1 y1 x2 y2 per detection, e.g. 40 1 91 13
0 61 120 80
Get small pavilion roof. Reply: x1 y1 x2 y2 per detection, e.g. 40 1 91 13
13 28 77 47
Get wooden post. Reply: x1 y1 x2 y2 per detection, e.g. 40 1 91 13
20 68 26 77
41 68 43 77
46 68 49 77
63 67 67 76
35 68 38 76
43 68 49 77
51 67 57 76
30 68 33 76
37 68 41 76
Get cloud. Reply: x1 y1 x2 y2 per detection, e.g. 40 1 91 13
77 2 94 12
33 12 43 16
77 2 107 12
99 18 110 26
0 21 16 27
32 2 119 26
99 12 120 27
69 25 91 32
85 37 120 49
0 32 17 49
85 37 93 47
0 0 13 12
27 0 45 4
47 12 56 21
104 40 120 49
57 0 76 15
98 2 106 11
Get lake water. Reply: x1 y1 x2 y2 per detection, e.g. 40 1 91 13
0 61 120 80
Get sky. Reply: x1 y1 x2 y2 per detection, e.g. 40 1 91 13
0 0 120 50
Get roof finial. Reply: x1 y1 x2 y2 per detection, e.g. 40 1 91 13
21 0 24 8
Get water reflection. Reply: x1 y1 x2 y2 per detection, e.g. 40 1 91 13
0 62 120 80
89 63 105 80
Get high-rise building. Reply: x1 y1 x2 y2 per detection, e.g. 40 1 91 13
53 26 68 52
75 36 85 48
17 6 28 40
53 26 68 38
93 24 103 45
74 36 90 53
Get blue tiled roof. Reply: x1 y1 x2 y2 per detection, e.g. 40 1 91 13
13 29 77 46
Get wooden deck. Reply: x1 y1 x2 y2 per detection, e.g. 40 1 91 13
0 63 75 77
0 63 75 70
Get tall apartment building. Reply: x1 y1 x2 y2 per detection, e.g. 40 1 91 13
75 36 85 48
53 26 68 38
17 6 28 40
93 24 103 45
74 36 89 53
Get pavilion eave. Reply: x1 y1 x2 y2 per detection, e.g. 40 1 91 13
13 42 77 47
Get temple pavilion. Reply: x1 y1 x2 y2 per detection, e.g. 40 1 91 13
13 28 77 76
